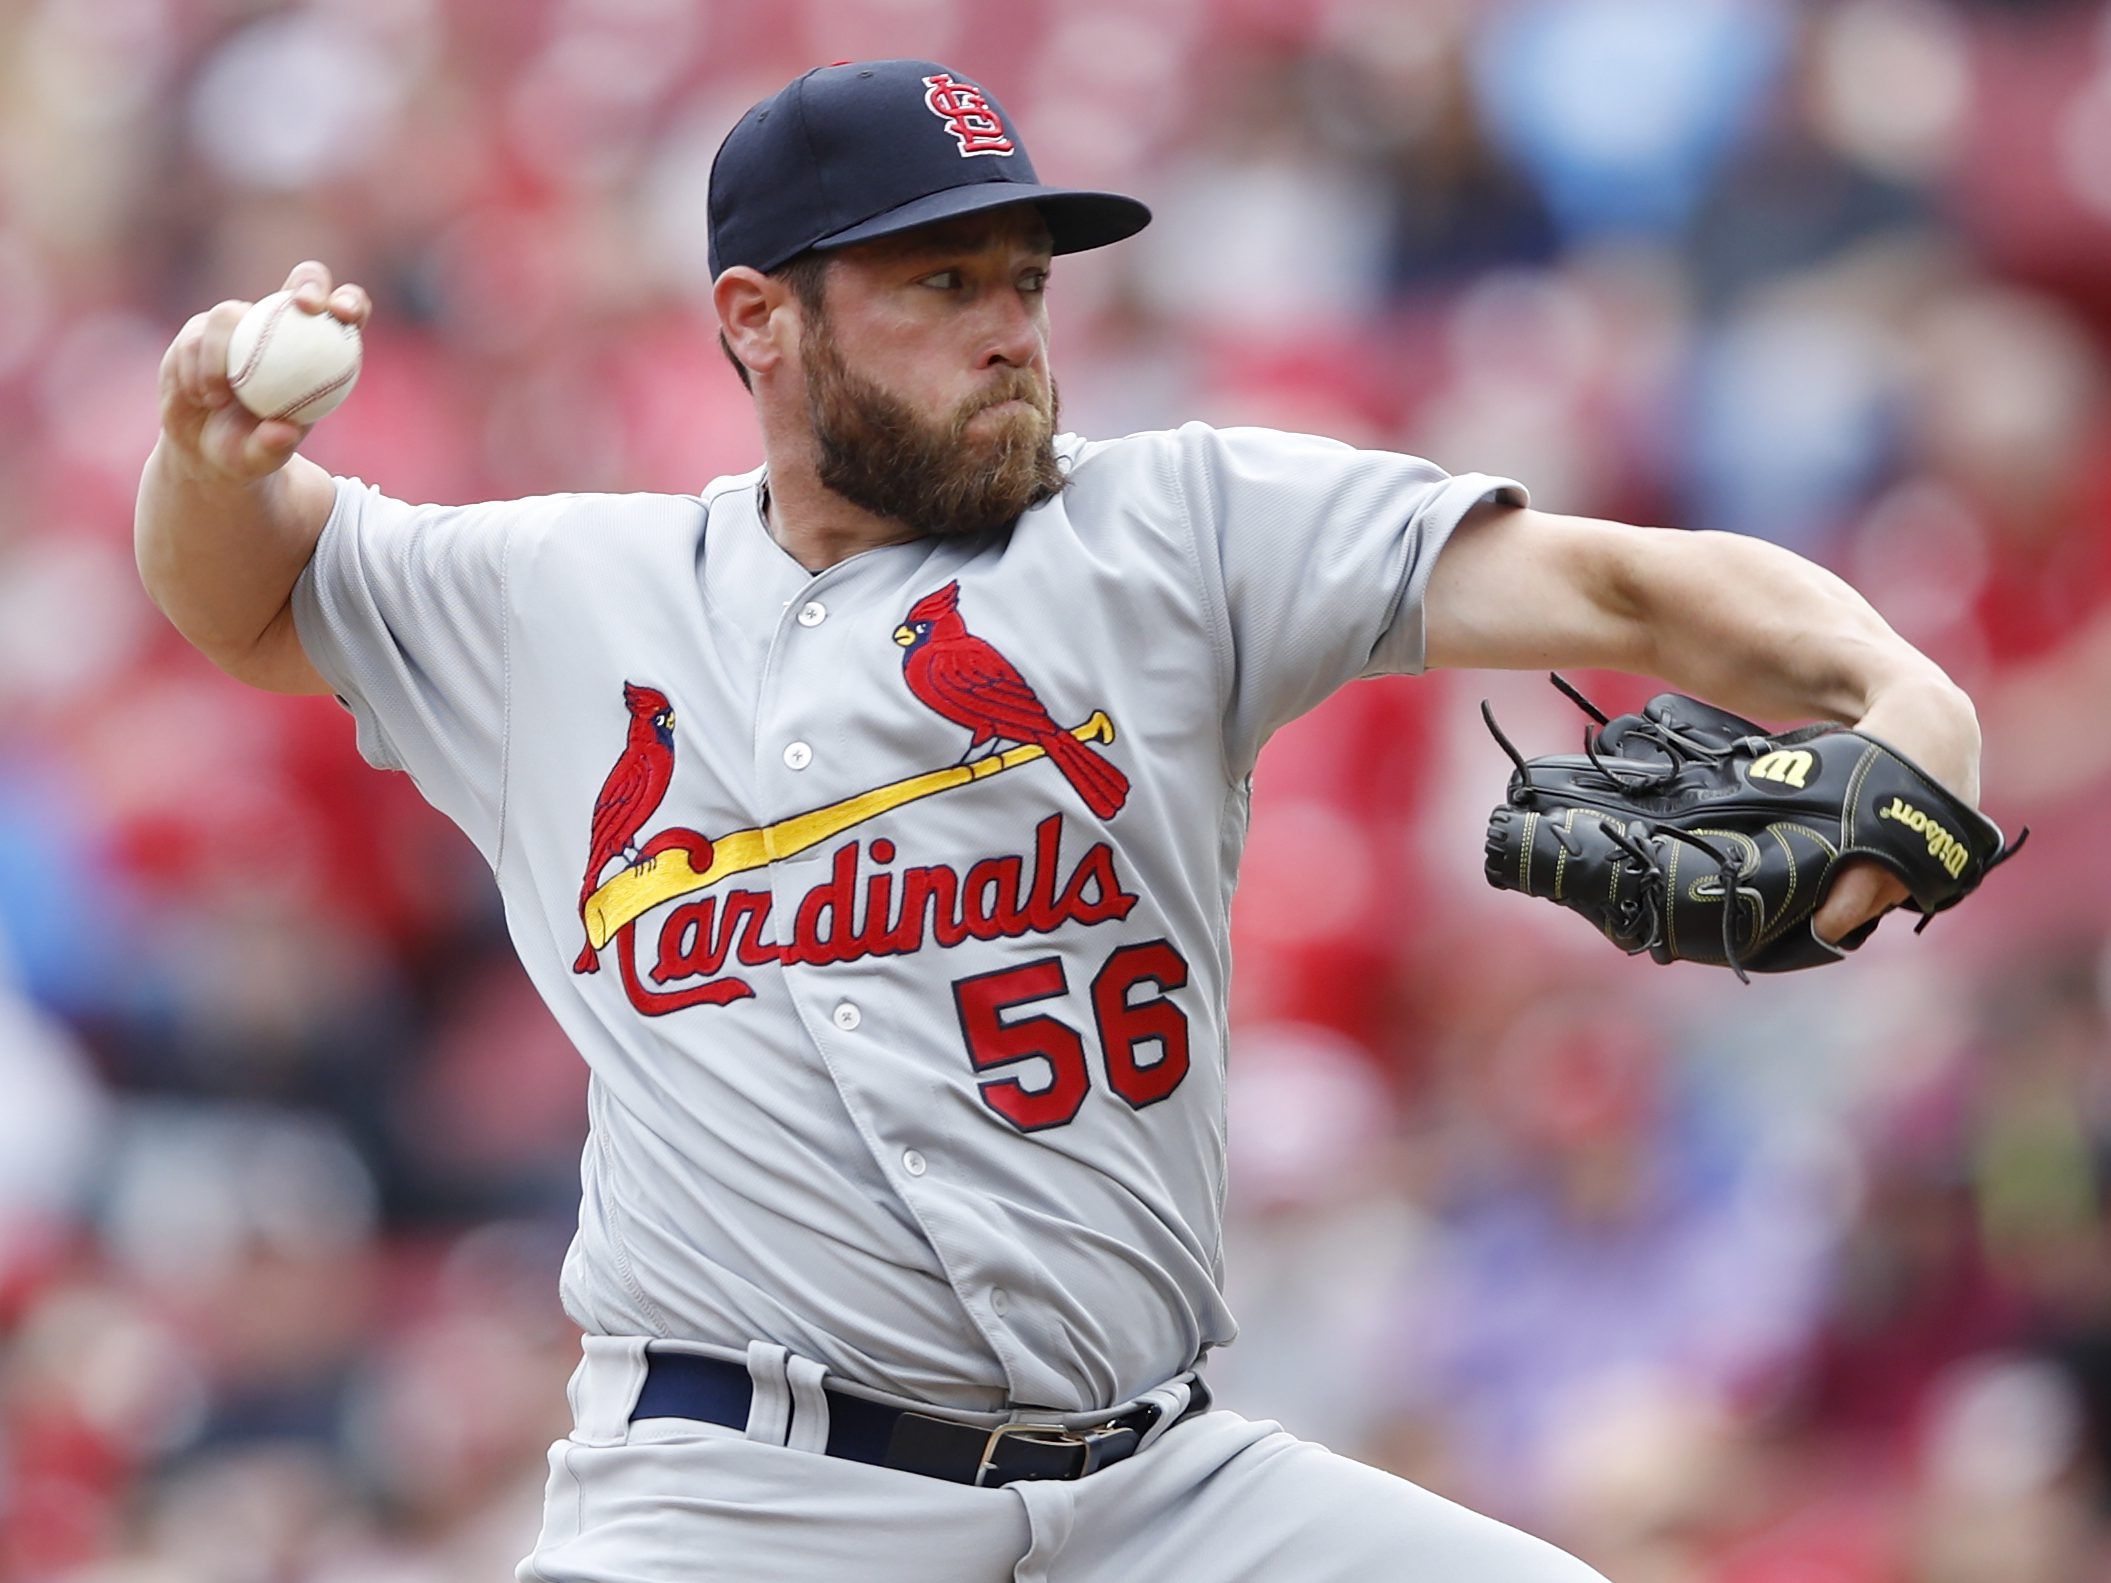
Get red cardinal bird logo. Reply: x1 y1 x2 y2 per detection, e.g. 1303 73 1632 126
893 581 1128 820
574 681 677 974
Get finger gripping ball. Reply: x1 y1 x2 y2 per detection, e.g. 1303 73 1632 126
225 290 363 424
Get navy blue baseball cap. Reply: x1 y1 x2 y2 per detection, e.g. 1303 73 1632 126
707 60 1151 278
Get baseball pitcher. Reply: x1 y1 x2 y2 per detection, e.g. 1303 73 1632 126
137 60 1992 1583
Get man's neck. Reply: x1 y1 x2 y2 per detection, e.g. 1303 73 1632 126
759 459 924 575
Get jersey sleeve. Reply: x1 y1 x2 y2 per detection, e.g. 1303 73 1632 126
1165 422 1527 774
289 476 515 866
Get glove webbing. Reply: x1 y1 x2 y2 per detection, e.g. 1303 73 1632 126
1481 693 1761 981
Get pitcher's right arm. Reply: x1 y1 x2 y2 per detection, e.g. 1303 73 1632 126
135 259 370 695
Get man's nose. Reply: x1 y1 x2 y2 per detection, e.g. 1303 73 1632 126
977 289 1042 370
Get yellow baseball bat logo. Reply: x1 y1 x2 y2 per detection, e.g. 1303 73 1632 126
584 711 1117 948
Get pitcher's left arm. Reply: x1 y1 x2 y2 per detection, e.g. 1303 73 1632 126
1423 503 1982 945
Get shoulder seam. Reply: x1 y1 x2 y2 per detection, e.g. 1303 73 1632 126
322 478 411 775
1160 428 1240 790
492 512 518 877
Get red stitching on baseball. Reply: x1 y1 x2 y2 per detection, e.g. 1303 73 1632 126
270 361 358 423
228 291 295 390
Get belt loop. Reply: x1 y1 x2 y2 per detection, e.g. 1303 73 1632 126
1132 1377 1194 1454
784 1355 831 1454
1010 1476 1077 1581
744 1340 793 1445
570 1335 649 1446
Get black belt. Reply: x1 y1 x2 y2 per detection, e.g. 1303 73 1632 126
631 1350 1210 1487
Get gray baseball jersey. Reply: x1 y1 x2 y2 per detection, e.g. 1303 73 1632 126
291 421 1525 1415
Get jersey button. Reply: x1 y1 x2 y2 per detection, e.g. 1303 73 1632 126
901 1149 927 1177
783 741 813 770
989 1288 1011 1317
797 600 827 627
832 1001 861 1030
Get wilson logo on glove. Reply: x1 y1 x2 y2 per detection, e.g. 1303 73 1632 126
1878 798 1969 878
1747 749 1815 789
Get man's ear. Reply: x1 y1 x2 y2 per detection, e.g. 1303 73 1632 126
714 266 782 384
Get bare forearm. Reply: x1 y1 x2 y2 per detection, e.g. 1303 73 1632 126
135 439 335 682
1604 526 1930 719
1611 524 1980 801
137 262 372 694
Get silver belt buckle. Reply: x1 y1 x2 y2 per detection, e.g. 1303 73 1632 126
974 1422 1100 1487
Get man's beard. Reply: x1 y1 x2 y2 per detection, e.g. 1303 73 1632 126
802 323 1066 538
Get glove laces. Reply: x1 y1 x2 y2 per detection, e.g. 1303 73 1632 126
1484 675 1760 981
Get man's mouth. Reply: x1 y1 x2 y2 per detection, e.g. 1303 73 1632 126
974 398 1037 418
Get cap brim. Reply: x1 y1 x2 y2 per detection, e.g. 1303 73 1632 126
807 183 1151 259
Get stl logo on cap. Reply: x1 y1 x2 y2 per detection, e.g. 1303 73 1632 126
921 72 1014 158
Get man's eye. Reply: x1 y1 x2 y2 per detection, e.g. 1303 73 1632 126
1021 270 1050 293
922 270 961 290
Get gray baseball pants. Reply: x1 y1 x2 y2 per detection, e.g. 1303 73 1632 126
517 1337 1610 1582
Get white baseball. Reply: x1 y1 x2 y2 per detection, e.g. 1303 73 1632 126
225 290 363 425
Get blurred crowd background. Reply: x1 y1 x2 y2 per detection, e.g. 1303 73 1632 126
2 0 2110 1578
